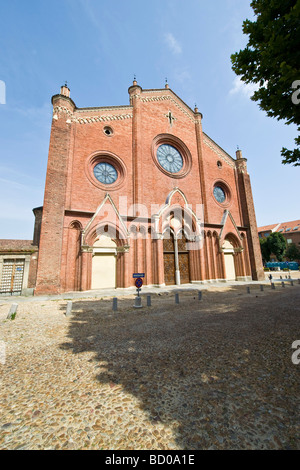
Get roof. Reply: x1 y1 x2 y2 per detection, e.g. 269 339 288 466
0 240 37 252
257 223 280 233
258 220 300 234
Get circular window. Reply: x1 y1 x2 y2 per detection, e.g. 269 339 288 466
213 181 231 206
93 162 118 184
151 134 192 179
103 126 113 136
85 151 126 190
213 186 226 203
157 144 183 174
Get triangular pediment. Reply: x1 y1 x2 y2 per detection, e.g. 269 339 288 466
219 210 242 247
82 193 129 246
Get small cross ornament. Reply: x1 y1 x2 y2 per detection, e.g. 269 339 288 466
165 110 176 127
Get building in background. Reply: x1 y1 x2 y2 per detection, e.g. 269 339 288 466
258 220 300 263
0 239 38 296
258 220 300 245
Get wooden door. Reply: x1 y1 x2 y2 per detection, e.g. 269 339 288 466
178 234 190 284
163 234 176 285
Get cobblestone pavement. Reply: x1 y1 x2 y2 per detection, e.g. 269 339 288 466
0 284 299 450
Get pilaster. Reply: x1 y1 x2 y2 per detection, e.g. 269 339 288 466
235 150 264 281
35 85 76 295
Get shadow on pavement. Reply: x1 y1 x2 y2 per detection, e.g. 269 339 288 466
60 287 299 450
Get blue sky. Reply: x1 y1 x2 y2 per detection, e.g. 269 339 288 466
0 0 299 239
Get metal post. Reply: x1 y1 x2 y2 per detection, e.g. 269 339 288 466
112 297 118 311
174 237 180 286
247 286 250 294
175 292 179 304
260 285 264 292
198 291 202 301
147 295 151 307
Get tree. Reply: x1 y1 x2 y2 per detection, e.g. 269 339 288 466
231 0 300 166
259 237 271 262
267 232 287 261
285 243 300 260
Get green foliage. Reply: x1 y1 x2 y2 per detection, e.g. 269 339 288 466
285 242 300 260
231 0 300 165
267 232 287 261
259 237 271 262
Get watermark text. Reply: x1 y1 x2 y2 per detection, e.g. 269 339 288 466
291 80 300 105
291 340 300 365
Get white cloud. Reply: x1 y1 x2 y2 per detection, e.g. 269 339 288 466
164 33 182 55
229 76 259 98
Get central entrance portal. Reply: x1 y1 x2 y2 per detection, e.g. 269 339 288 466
163 231 190 285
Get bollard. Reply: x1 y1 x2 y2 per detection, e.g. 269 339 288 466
291 280 294 286
198 291 202 301
7 303 18 320
260 285 264 292
112 297 118 311
65 301 73 317
247 286 250 294
134 296 142 308
175 292 179 304
281 282 285 288
271 283 275 290
147 295 151 307
298 279 300 285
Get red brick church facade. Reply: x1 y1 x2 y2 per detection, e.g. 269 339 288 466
33 81 264 295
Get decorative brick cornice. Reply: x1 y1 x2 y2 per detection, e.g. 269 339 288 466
141 94 195 123
74 113 133 124
53 105 134 124
53 106 73 118
203 134 236 168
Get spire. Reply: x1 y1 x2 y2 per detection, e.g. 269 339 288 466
60 82 70 98
236 148 243 160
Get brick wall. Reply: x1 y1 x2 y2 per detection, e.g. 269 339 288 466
34 82 263 294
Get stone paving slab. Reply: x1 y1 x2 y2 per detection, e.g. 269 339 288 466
0 284 299 450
